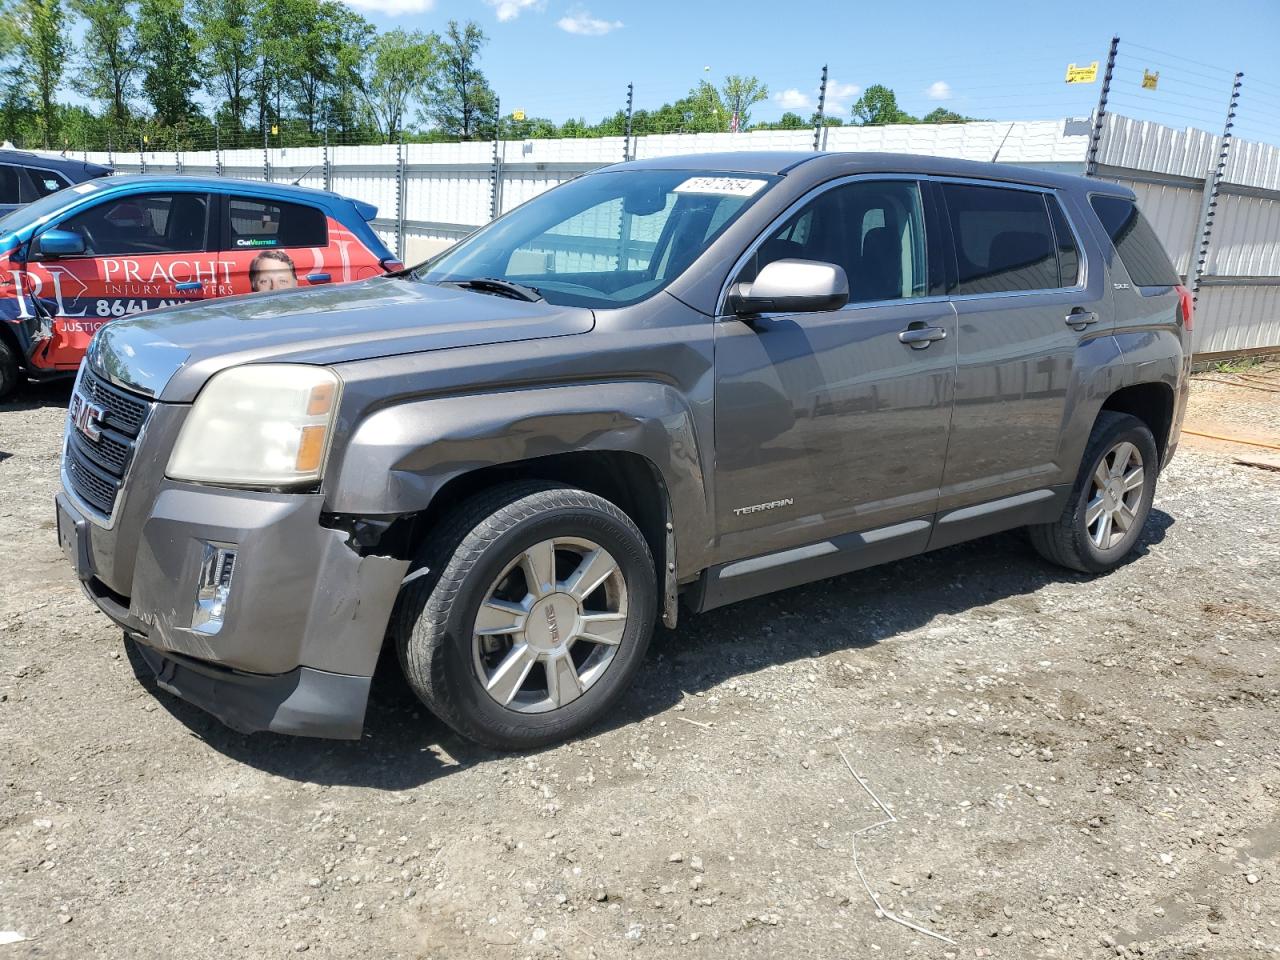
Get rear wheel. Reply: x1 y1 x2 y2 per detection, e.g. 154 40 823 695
0 338 23 401
1029 412 1159 573
396 482 656 750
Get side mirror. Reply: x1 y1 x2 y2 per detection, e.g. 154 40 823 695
728 258 849 316
33 228 85 259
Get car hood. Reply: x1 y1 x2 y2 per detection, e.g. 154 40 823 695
87 276 595 402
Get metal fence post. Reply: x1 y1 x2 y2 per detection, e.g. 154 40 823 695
174 133 181 174
106 130 113 168
490 96 502 221
215 125 222 176
395 138 406 260
262 123 270 182
323 129 331 192
1190 72 1244 303
1085 35 1119 178
139 136 146 174
812 64 828 152
623 82 634 161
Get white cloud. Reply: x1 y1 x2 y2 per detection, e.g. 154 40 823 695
341 0 433 14
486 0 543 21
557 8 623 34
774 88 813 111
828 80 861 101
926 80 952 100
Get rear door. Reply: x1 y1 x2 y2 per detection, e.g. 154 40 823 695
713 176 957 566
26 190 215 371
220 193 384 295
934 180 1108 523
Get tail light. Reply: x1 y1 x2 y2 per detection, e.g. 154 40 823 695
380 257 405 274
1174 284 1194 331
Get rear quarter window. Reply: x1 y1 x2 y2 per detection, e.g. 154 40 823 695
1089 195 1180 287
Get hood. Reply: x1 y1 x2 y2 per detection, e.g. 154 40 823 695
88 276 595 402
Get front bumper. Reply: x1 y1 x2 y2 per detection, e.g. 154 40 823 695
57 479 410 740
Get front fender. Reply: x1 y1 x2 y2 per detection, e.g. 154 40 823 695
325 380 712 576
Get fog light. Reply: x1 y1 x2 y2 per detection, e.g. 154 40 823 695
193 543 237 634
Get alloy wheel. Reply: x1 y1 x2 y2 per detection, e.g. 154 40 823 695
1086 440 1145 549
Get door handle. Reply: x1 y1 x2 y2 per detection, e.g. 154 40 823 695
174 281 203 292
1065 309 1099 329
898 324 948 348
306 272 332 284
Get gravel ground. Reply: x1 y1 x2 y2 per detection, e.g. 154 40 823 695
1 375 1278 960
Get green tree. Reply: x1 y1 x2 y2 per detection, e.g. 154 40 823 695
360 28 437 141
922 106 976 123
851 84 917 125
13 0 68 146
71 0 137 126
195 0 256 142
136 0 200 126
720 74 767 130
426 20 494 140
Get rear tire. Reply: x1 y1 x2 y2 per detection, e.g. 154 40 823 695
395 482 656 750
0 338 23 401
1029 412 1159 574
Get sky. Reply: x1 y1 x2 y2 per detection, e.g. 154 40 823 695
343 0 1280 144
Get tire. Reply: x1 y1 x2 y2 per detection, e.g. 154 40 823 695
395 481 657 750
0 337 23 401
1029 411 1159 574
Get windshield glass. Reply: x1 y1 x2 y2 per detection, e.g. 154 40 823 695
413 169 776 308
0 178 105 234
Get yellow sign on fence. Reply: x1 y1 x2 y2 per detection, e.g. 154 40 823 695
1142 69 1160 90
1065 61 1099 84
512 109 526 121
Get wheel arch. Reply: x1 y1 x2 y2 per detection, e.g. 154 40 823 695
1097 380 1176 464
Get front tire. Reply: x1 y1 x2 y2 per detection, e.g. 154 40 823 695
0 338 23 401
1029 411 1159 573
396 482 657 750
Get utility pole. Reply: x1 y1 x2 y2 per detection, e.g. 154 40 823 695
812 64 828 152
623 82 634 161
1085 35 1120 177
1190 72 1244 304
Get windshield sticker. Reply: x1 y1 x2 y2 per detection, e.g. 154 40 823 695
673 176 767 197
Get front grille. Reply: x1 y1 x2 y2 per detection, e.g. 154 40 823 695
64 369 155 517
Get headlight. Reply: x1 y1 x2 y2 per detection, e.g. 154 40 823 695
167 364 341 488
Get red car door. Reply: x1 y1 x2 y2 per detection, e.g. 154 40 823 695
26 191 215 372
221 194 384 297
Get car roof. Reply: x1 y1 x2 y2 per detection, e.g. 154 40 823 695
103 173 358 205
607 150 1133 197
0 148 112 177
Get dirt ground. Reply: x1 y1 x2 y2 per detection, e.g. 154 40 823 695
1 367 1278 960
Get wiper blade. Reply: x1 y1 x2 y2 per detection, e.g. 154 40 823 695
442 277 544 302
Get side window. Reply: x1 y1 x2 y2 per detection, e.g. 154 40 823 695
58 193 210 255
1089 195 1180 287
229 197 327 250
943 183 1060 294
739 179 929 304
27 168 68 198
0 165 20 205
1047 197 1081 286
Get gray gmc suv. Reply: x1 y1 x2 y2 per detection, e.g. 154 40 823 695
54 152 1192 749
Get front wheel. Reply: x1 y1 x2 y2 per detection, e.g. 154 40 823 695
396 482 657 750
1029 412 1159 573
0 338 23 401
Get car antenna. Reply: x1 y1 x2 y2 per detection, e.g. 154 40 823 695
991 122 1015 163
290 166 315 186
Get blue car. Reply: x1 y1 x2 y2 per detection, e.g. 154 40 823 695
0 175 401 398
0 148 112 217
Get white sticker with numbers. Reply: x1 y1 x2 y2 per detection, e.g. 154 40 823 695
673 176 767 197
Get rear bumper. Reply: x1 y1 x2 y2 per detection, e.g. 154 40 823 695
131 636 371 740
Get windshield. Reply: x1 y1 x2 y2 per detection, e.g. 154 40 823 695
413 169 776 309
0 178 105 234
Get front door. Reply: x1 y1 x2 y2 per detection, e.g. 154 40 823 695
25 190 215 371
713 177 957 565
934 181 1110 510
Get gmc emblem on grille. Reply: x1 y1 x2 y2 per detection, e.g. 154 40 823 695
70 393 107 442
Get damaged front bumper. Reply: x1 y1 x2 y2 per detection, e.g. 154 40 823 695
58 481 410 739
